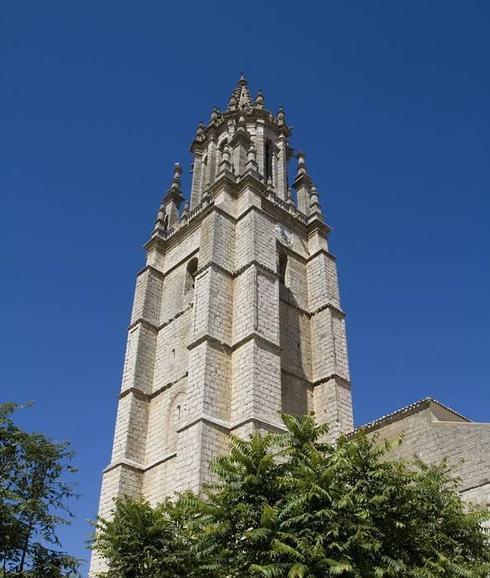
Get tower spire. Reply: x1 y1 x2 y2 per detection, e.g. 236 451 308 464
228 73 253 111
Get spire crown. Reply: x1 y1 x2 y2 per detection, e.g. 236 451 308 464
228 74 253 111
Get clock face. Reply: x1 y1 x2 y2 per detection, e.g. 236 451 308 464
275 223 293 247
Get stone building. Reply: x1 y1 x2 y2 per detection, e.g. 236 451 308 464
90 76 489 576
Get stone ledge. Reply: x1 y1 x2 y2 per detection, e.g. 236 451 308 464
119 372 187 402
128 317 159 333
279 297 345 319
103 458 144 474
234 259 277 279
129 304 194 333
136 264 165 279
177 413 230 434
196 261 234 279
186 331 281 355
230 414 287 433
159 303 193 330
306 247 337 263
176 413 286 435
143 452 177 472
281 367 311 384
313 373 351 389
103 453 177 475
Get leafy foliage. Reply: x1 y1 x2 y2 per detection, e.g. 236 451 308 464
93 414 490 577
0 402 79 577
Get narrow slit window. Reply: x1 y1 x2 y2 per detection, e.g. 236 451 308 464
265 140 273 183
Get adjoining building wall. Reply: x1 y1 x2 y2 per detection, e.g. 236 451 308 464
364 399 490 507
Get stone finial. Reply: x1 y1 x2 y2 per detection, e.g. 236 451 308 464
255 90 264 109
310 185 320 205
152 201 166 236
171 162 183 190
245 143 259 174
228 73 253 111
296 151 308 177
195 122 206 141
210 106 220 123
286 187 294 204
277 106 285 125
267 176 273 190
182 200 190 216
218 144 232 173
237 115 246 131
228 94 237 111
310 185 323 217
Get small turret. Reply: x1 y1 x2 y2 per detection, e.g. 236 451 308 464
292 151 314 215
218 143 233 175
276 106 286 126
255 90 264 109
152 163 185 236
309 185 323 219
210 106 220 123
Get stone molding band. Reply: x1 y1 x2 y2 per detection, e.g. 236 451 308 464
119 372 188 402
186 330 281 355
128 303 194 333
146 200 334 269
103 452 177 475
176 413 287 436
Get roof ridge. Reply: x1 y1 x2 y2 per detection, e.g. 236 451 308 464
354 397 470 433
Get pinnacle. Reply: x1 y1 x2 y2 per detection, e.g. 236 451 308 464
228 73 253 111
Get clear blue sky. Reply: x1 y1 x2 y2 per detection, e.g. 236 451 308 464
2 1 489 574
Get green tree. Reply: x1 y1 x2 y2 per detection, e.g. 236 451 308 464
93 496 196 577
0 402 79 577
93 414 490 578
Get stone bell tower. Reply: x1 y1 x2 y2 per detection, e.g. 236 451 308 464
90 75 353 575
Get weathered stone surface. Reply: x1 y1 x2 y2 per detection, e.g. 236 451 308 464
362 399 490 507
90 77 489 576
89 77 353 576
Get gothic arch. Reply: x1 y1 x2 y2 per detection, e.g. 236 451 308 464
185 257 198 293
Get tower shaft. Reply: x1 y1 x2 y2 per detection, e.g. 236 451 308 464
90 77 353 576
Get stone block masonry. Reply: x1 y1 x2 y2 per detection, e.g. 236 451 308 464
91 75 490 578
89 77 353 576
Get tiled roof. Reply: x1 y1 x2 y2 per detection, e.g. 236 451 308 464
355 397 470 433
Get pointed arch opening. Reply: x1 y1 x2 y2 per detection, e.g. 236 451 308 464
185 257 198 293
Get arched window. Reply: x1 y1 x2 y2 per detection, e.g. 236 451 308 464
278 249 288 286
265 139 273 184
185 257 198 293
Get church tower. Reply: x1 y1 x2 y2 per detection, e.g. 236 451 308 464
90 76 353 575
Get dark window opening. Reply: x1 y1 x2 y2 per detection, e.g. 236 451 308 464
265 140 273 183
278 250 288 285
186 257 198 292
